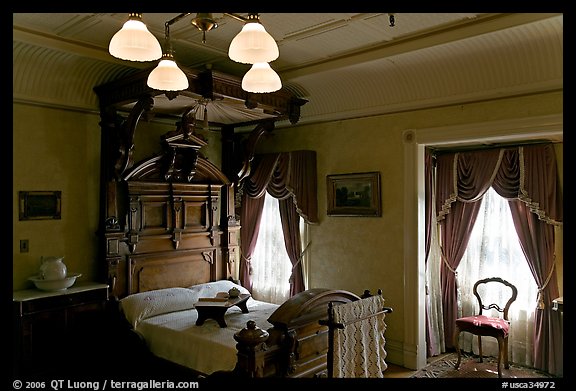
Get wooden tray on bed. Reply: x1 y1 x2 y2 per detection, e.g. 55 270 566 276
195 294 250 327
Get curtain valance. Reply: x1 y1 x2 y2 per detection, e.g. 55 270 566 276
435 144 562 226
242 150 319 224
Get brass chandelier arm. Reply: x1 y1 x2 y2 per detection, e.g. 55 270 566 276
163 13 192 51
164 12 252 32
161 13 254 47
224 13 253 23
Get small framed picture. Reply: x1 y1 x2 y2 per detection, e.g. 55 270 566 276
327 172 381 217
19 191 62 220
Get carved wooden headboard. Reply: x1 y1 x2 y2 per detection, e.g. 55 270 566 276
101 137 238 299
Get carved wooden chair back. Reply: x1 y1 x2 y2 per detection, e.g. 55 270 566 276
453 277 518 378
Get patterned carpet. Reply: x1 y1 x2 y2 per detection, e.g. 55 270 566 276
411 352 556 378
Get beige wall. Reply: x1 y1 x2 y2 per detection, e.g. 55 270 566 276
13 104 101 290
255 91 563 355
12 104 221 290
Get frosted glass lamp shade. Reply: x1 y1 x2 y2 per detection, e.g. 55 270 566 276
228 22 279 64
147 54 189 91
109 15 162 62
242 62 282 93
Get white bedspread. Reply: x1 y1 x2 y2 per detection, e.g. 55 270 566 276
134 298 278 375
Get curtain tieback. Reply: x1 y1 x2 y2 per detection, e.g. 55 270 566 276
292 241 311 271
436 223 457 276
536 258 556 310
241 254 254 275
289 242 311 284
439 244 457 276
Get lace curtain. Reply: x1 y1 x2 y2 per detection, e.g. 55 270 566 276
250 193 294 304
456 187 537 367
425 194 446 357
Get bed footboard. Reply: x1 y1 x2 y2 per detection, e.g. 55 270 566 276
232 288 361 378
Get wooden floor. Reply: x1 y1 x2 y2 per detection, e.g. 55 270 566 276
383 362 418 378
383 353 452 378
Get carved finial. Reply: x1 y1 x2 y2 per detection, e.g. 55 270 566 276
234 320 269 346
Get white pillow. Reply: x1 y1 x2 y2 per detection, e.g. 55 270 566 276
187 280 250 299
119 287 198 328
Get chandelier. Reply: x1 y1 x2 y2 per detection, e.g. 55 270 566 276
108 13 281 93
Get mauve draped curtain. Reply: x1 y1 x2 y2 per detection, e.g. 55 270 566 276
505 146 562 374
428 144 562 372
239 151 318 296
436 148 499 350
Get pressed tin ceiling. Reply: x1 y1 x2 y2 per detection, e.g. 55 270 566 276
12 13 563 129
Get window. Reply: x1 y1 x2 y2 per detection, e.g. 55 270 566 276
250 192 296 304
456 187 538 366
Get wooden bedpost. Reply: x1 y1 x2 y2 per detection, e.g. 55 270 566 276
233 320 270 378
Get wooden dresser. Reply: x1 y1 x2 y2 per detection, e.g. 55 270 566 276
13 282 109 376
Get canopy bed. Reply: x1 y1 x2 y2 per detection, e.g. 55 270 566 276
93 65 390 378
115 278 387 378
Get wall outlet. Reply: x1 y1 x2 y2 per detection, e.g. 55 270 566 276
20 239 29 253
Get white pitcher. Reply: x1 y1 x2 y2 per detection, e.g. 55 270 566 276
39 256 67 280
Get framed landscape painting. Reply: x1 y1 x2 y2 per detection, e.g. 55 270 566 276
326 172 381 217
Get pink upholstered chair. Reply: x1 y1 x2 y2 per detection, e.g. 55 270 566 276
453 277 518 378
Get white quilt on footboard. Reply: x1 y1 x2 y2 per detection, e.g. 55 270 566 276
135 298 278 375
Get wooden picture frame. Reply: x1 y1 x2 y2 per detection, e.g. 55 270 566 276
18 191 61 220
327 172 381 217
